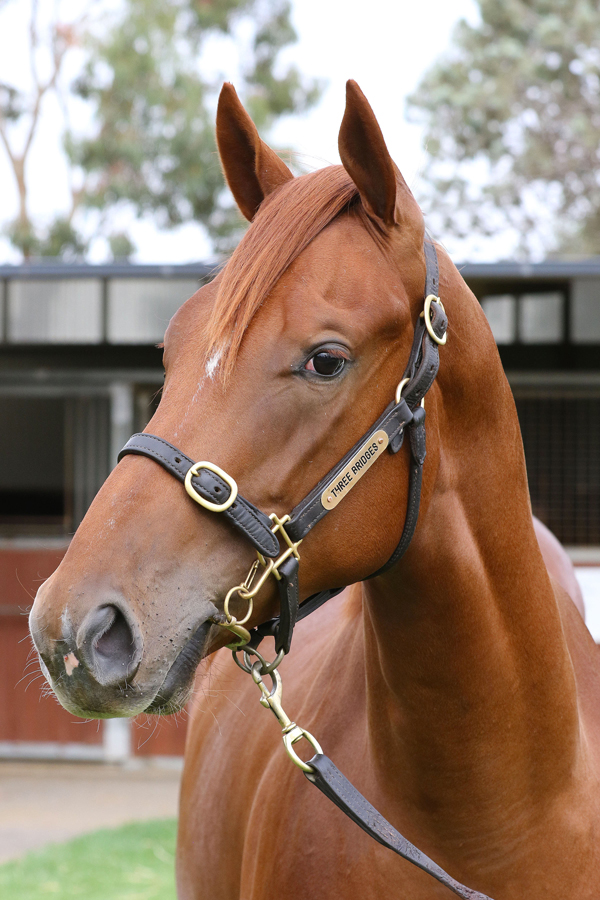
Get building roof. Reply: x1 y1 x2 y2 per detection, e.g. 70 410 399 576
458 259 600 280
2 257 600 281
0 262 217 279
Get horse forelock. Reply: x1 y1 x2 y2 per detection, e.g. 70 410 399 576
202 165 387 382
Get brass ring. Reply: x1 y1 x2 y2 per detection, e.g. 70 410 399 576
232 647 254 674
395 377 410 405
184 461 238 512
223 585 253 625
283 728 323 773
242 647 285 677
395 377 425 410
423 294 447 346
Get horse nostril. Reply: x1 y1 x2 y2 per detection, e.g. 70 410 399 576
77 603 142 687
95 607 133 660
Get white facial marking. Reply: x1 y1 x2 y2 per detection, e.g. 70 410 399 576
206 349 222 380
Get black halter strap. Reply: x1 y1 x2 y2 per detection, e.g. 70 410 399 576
305 754 493 900
117 433 280 558
118 239 447 654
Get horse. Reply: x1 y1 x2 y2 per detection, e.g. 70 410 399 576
29 80 600 898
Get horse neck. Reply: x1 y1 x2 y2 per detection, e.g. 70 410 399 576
361 257 580 840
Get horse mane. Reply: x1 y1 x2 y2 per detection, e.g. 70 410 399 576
202 165 384 382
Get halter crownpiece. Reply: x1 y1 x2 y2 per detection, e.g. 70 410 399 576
117 243 493 900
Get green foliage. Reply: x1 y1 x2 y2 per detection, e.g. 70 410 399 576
109 231 136 260
0 0 321 259
407 0 600 257
0 819 177 900
0 83 24 123
5 219 41 258
41 218 89 259
6 216 88 260
70 0 320 252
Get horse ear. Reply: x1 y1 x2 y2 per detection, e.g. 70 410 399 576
216 82 294 222
338 80 399 227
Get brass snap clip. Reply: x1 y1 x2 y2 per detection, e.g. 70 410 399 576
250 661 322 773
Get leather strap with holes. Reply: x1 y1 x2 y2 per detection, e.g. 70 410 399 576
305 754 494 900
118 434 280 559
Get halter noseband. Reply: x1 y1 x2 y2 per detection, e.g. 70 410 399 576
118 240 447 656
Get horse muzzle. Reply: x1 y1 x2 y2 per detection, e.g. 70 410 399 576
29 592 144 716
29 587 214 718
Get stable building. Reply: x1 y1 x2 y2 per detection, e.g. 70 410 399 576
0 258 598 761
467 259 600 550
0 262 210 761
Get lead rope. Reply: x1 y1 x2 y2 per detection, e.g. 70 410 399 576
215 255 493 897
232 645 494 900
118 240 494 899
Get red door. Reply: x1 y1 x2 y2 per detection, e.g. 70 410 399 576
0 546 103 753
0 545 188 758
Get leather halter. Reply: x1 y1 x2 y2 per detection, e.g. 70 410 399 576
118 241 495 900
119 239 447 655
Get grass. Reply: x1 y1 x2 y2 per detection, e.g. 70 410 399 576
0 819 178 900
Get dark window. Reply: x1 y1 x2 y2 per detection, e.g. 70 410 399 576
515 393 600 545
65 396 111 528
0 397 66 529
0 394 111 534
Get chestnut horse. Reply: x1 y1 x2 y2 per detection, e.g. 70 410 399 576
30 82 599 898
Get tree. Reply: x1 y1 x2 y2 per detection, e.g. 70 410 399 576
406 0 600 259
0 0 321 259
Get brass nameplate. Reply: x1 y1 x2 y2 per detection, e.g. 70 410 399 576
321 429 389 510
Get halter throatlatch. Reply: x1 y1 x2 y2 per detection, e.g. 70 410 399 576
117 243 494 900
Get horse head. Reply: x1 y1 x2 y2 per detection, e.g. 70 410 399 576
29 81 444 719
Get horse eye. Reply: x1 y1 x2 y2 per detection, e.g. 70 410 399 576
304 351 347 377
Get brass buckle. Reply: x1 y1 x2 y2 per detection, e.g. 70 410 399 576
261 514 302 582
421 294 447 345
184 461 238 512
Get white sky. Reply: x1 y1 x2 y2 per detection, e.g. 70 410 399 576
0 0 491 265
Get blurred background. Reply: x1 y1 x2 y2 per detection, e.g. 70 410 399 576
0 0 599 886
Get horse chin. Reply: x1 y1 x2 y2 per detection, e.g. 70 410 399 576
142 619 214 716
